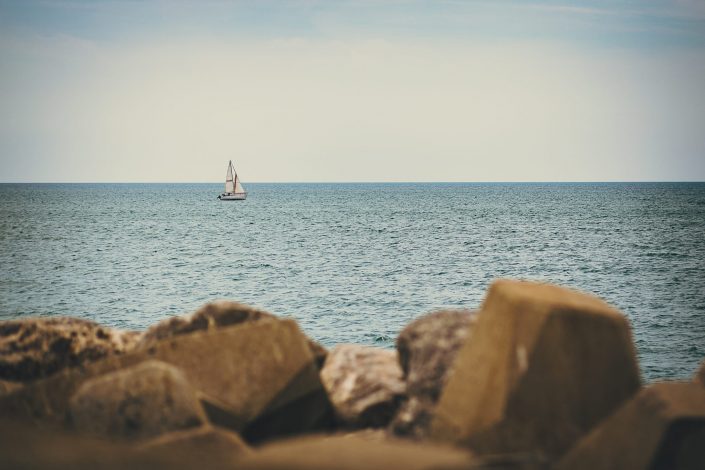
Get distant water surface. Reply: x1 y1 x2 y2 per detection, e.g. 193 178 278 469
1 182 704 381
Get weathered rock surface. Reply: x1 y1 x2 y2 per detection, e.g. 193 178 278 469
1 318 333 443
236 434 476 470
320 344 405 428
137 301 275 349
556 382 705 470
68 360 205 440
137 300 328 369
391 309 478 437
138 425 251 464
0 317 140 382
696 359 705 386
431 279 641 459
397 309 478 399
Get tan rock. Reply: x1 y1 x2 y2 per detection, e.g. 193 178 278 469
0 318 333 443
137 300 328 369
137 301 275 349
320 344 405 428
556 382 705 470
138 425 251 465
0 419 232 470
431 279 641 459
392 309 478 437
0 317 140 382
69 360 205 440
236 434 476 470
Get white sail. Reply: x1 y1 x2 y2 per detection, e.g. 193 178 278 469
224 161 235 193
234 176 245 194
219 159 247 200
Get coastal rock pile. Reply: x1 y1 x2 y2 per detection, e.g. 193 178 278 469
1 280 704 469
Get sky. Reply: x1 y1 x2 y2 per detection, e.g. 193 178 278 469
1 0 704 182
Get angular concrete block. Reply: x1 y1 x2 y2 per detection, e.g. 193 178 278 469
556 382 705 470
431 279 641 458
236 434 476 470
69 360 205 440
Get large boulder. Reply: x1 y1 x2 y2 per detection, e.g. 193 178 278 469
391 309 477 437
320 344 405 428
0 318 333 443
431 279 641 459
137 301 328 369
68 360 205 440
137 301 275 349
138 425 251 464
0 317 140 382
236 434 476 470
556 382 705 470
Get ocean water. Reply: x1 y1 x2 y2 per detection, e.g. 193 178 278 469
1 182 704 381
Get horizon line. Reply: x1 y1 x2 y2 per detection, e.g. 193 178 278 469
2 180 705 185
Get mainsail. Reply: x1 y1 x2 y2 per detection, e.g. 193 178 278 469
225 160 235 193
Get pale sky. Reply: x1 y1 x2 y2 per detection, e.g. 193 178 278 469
1 0 704 182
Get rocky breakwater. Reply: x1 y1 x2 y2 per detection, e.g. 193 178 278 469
1 280 704 469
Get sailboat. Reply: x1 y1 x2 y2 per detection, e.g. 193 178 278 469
218 160 247 201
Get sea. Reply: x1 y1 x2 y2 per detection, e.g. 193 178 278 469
1 182 704 382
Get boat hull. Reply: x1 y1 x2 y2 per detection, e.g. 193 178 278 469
219 192 247 201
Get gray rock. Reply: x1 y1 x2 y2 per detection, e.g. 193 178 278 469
320 344 405 428
69 360 205 440
0 317 140 382
396 309 478 400
391 309 477 437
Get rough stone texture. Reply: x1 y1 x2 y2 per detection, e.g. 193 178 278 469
0 317 140 382
236 434 476 470
556 382 705 470
397 309 478 399
69 360 205 440
0 318 333 443
431 279 641 459
320 344 405 428
390 396 436 438
137 300 328 369
391 309 478 438
138 425 251 464
696 359 705 386
137 301 276 349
